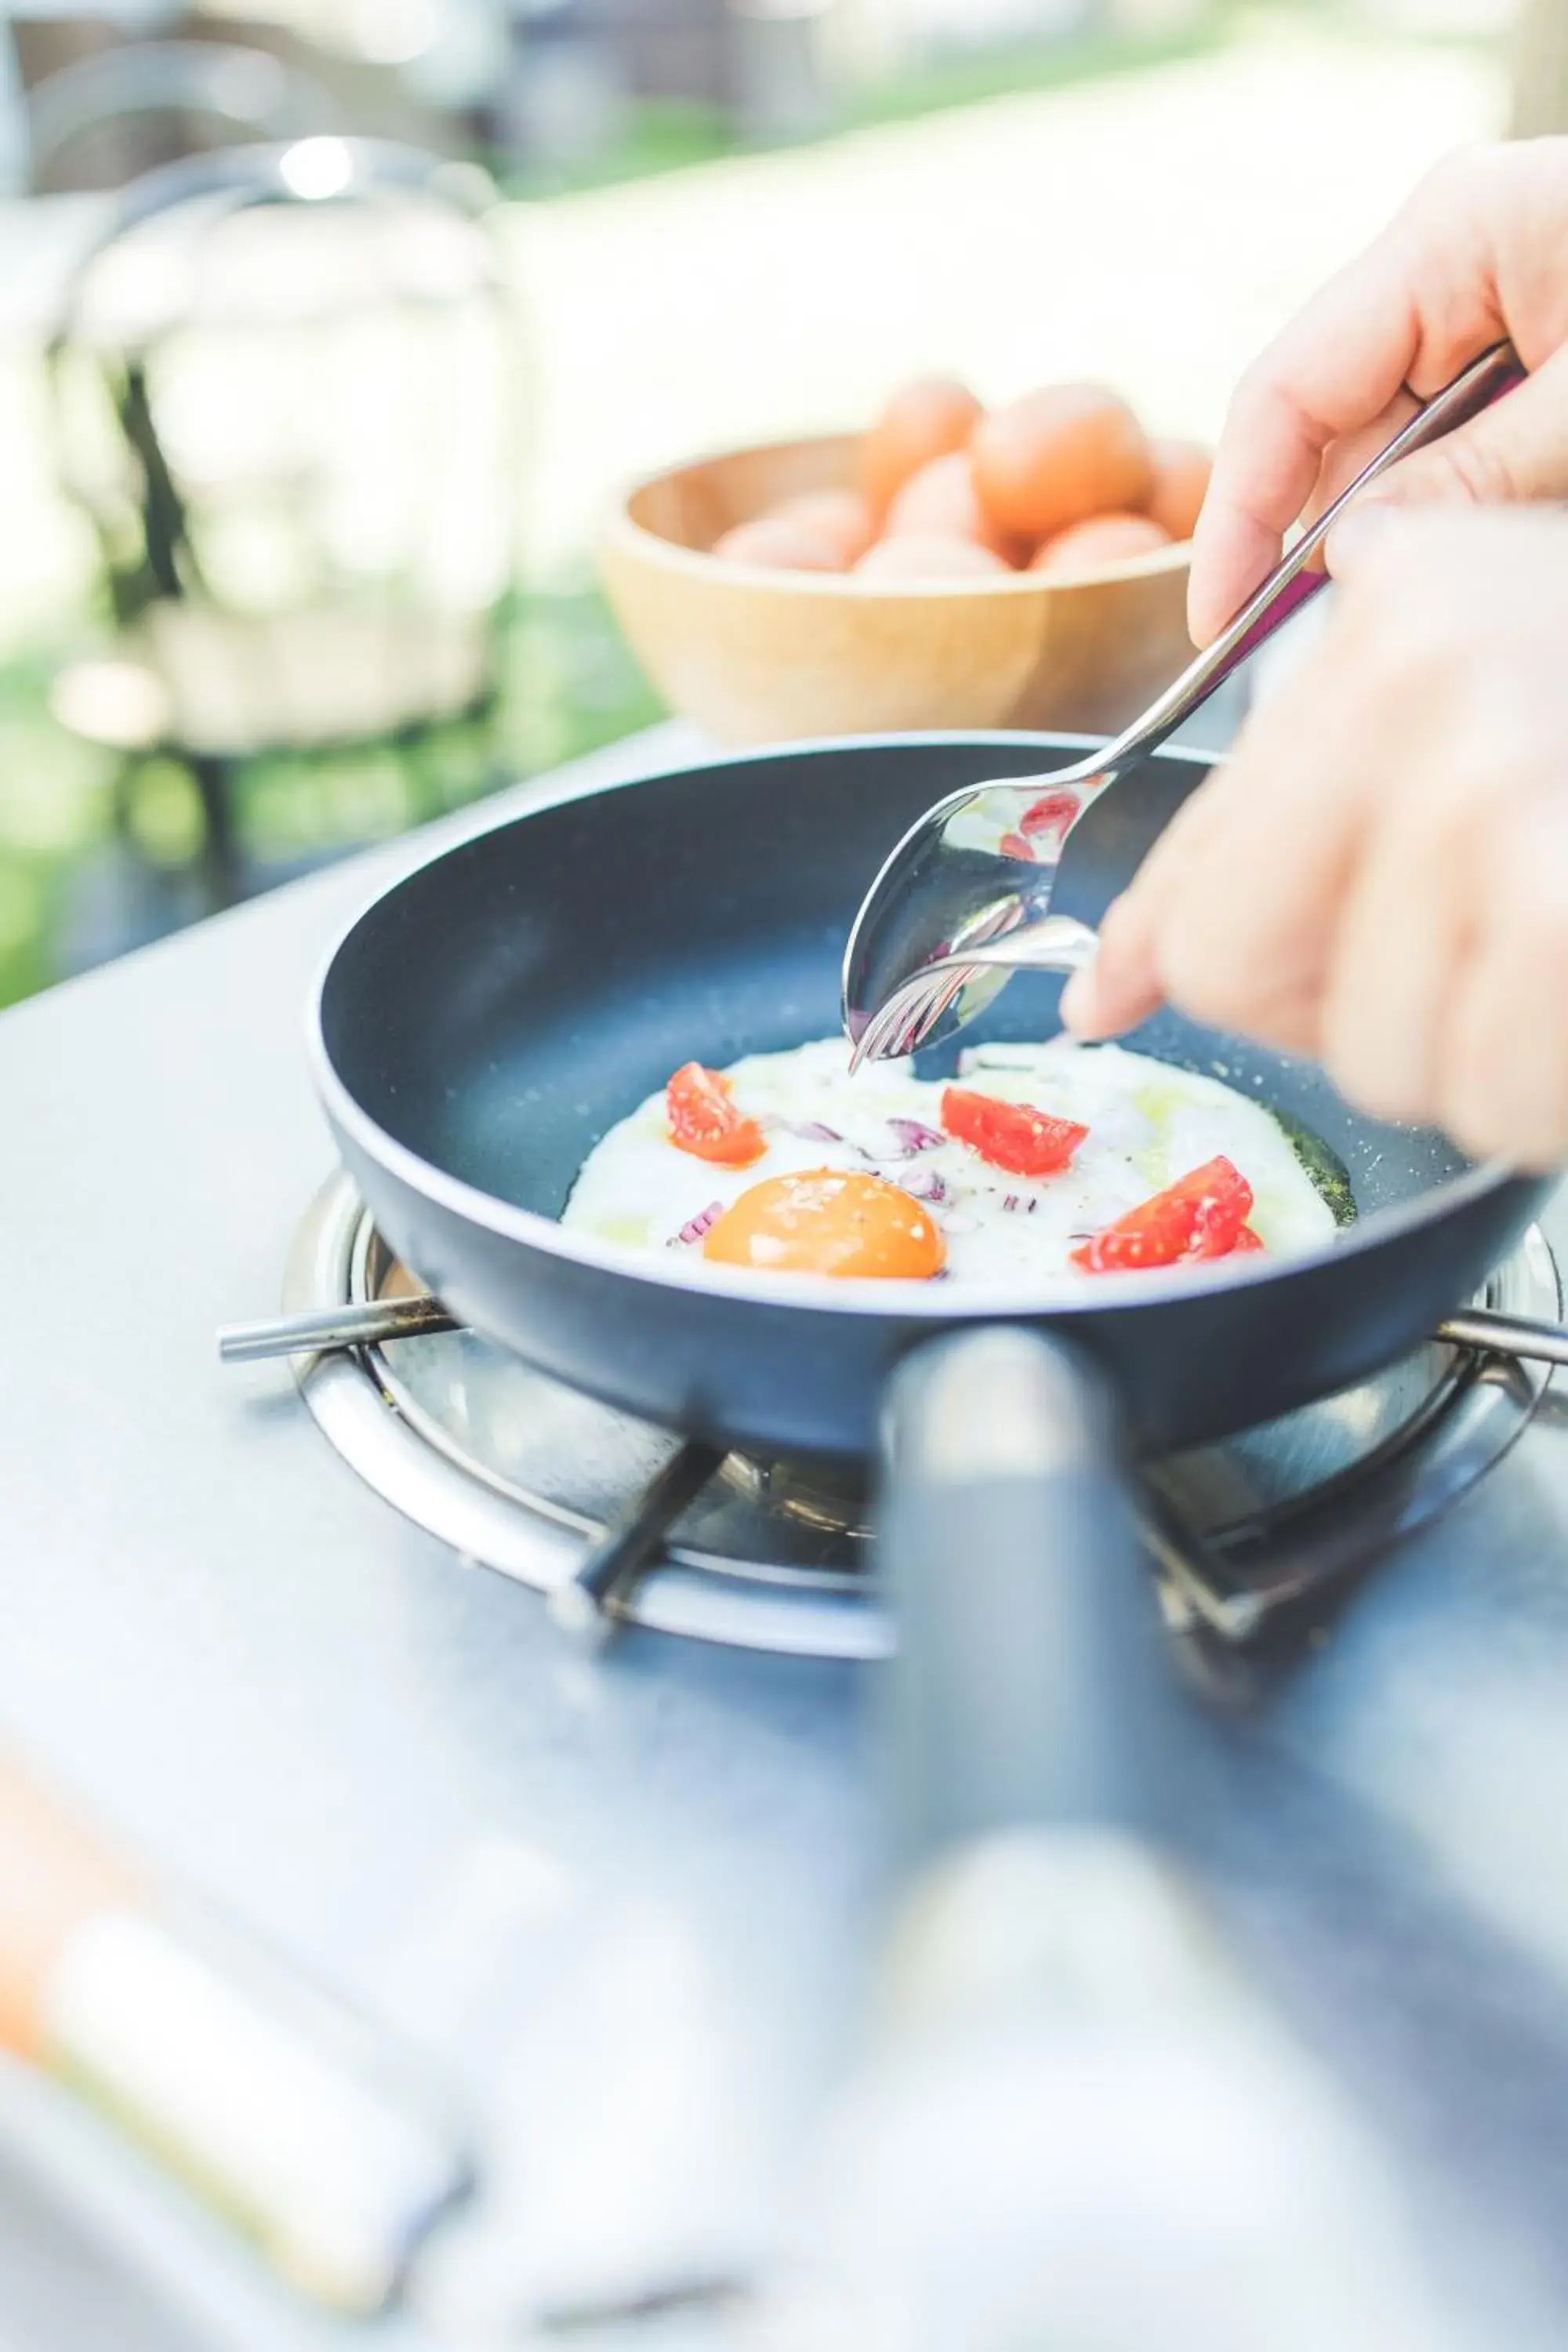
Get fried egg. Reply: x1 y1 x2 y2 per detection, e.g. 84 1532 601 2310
561 1037 1340 1285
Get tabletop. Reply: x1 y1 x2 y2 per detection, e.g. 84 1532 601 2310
5 710 1568 2351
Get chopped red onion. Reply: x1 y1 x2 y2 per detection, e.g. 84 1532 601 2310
670 1200 725 1247
884 1116 945 1156
902 1170 947 1203
1001 1194 1040 1215
789 1120 844 1145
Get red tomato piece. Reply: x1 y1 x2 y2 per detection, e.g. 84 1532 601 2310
941 1086 1089 1177
666 1062 766 1167
999 830 1036 862
1071 1156 1254 1274
1231 1225 1265 1254
1020 788 1082 842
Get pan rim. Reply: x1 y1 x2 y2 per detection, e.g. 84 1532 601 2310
307 728 1528 1324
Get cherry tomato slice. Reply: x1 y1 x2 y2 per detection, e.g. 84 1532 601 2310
941 1086 1089 1178
1019 788 1081 842
999 830 1036 862
666 1062 766 1167
1071 1156 1254 1274
1231 1225 1265 1254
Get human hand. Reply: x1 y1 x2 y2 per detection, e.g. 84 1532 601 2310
1062 511 1568 1171
1189 140 1568 649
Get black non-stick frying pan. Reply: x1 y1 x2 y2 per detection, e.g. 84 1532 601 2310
309 731 1557 2253
311 732 1549 1469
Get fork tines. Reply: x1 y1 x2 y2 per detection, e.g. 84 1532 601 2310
849 963 979 1070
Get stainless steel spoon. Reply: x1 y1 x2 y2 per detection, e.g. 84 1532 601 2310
841 341 1524 1071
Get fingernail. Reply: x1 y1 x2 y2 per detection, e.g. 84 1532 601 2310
1327 497 1399 575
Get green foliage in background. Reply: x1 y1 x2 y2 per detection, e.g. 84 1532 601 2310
0 582 664 1012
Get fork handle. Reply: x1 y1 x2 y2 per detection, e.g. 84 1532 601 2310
1103 340 1525 771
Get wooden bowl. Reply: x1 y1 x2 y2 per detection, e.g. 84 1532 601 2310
599 432 1196 746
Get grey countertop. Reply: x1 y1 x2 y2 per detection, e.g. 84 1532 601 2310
7 716 1568 2348
0 722 844 2351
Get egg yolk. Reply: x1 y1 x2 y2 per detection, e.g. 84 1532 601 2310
702 1169 946 1281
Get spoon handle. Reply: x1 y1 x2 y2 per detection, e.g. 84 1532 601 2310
1101 339 1525 773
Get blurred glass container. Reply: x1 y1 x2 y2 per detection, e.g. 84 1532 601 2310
45 136 524 899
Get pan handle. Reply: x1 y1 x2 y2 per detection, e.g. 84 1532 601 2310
877 1326 1157 1871
834 1327 1446 2348
221 1298 1568 1375
218 1296 459 1363
1436 1305 1568 1367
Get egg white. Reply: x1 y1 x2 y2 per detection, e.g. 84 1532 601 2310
561 1036 1339 1283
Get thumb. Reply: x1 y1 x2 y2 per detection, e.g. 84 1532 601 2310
1328 345 1568 572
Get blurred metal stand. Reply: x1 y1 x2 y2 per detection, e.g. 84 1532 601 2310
510 0 840 158
727 0 835 145
495 2 632 179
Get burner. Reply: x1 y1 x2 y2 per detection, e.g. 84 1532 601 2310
284 1177 1559 1660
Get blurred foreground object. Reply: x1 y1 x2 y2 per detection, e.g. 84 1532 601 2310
0 1734 763 2339
47 133 523 906
0 1741 470 2315
800 1834 1457 2352
781 1330 1454 2352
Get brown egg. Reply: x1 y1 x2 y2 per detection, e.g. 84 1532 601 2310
972 385 1154 543
862 376 983 518
713 516 846 572
1030 513 1173 576
855 533 1012 581
1145 438 1213 542
884 452 1015 558
765 488 877 566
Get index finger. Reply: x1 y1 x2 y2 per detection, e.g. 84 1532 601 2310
1189 199 1499 645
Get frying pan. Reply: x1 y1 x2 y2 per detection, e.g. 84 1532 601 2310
311 732 1548 1472
308 730 1548 2310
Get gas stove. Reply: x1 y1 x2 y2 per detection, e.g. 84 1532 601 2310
10 723 1568 2352
274 1171 1562 1665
